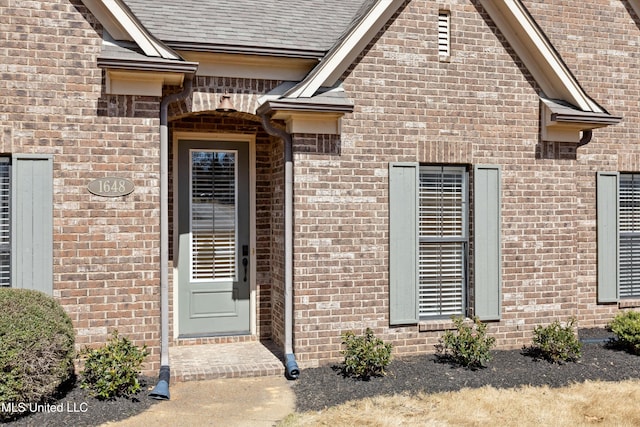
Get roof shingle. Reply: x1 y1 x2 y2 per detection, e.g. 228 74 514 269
122 0 369 56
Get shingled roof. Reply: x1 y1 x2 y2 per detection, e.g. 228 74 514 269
122 0 371 58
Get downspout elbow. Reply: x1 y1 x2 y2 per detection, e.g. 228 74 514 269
285 353 300 380
577 129 592 147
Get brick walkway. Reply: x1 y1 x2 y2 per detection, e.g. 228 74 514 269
170 340 285 382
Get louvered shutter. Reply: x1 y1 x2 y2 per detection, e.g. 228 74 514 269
12 154 53 294
438 11 450 57
618 174 640 298
597 172 619 303
191 151 237 281
389 162 419 325
0 159 10 286
474 165 501 320
418 166 467 317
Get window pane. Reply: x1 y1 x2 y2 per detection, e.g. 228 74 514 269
419 169 465 238
0 159 10 287
191 151 236 281
620 173 640 298
418 166 467 317
419 241 465 316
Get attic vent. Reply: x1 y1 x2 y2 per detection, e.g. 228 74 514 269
438 11 451 58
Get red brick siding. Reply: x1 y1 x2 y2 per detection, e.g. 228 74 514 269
290 0 640 367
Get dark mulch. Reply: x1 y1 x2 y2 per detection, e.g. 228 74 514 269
4 376 160 427
292 328 640 412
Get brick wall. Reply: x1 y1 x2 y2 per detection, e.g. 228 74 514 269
1 0 164 371
290 0 640 367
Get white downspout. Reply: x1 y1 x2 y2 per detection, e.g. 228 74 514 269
150 75 193 400
260 113 300 379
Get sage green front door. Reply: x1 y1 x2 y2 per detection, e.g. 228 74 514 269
178 140 250 336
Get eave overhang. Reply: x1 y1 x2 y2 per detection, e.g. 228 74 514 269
541 98 622 143
166 42 325 61
258 84 354 135
97 41 198 96
479 0 622 143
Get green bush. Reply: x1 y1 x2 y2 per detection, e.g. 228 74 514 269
80 330 149 400
608 310 640 355
435 316 496 369
530 318 582 363
0 289 75 420
341 328 393 379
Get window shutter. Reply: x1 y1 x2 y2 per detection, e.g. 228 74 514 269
597 171 619 303
12 154 53 294
473 165 501 320
389 162 419 325
438 11 451 57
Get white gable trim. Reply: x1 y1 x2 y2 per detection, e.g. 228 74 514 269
479 0 603 113
628 0 640 21
286 0 405 98
82 0 180 60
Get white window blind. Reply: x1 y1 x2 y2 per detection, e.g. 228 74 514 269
438 11 451 57
0 158 9 287
418 166 467 317
619 173 640 298
190 150 237 281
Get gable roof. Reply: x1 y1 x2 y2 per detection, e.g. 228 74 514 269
122 0 369 58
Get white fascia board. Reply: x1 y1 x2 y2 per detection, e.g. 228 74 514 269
83 0 179 60
286 0 404 98
480 0 603 113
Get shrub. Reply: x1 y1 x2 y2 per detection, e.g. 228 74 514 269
0 289 75 420
341 328 393 379
608 311 640 355
436 316 496 369
80 330 149 400
530 318 582 363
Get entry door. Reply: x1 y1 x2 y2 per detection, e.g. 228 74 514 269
178 140 250 336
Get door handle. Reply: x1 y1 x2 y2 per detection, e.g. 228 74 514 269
242 257 248 282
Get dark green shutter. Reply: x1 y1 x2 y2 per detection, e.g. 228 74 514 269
597 171 619 303
474 165 501 320
12 154 53 294
389 162 419 325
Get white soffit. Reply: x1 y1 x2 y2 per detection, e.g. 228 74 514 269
479 0 603 113
82 0 180 60
286 0 405 98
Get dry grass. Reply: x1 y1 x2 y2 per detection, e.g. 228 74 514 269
280 380 640 426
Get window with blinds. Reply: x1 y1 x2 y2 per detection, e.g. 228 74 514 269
438 11 451 58
418 166 468 317
619 173 640 298
190 150 237 281
0 158 9 287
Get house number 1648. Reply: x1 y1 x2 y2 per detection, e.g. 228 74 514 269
87 177 135 197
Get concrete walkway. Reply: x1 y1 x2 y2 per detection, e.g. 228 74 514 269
102 376 296 427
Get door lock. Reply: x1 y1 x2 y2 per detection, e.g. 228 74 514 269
242 257 248 282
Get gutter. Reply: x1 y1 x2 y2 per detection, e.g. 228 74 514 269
259 113 300 380
149 75 194 400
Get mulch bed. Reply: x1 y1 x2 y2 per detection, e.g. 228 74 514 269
5 329 639 424
4 377 160 427
292 328 640 412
